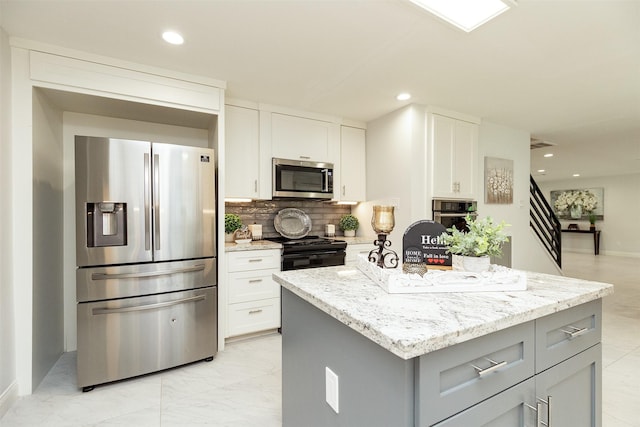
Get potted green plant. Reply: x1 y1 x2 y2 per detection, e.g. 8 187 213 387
588 213 597 231
224 213 243 242
339 214 359 237
439 214 510 272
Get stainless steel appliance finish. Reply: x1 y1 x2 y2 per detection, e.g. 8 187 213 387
268 236 346 271
75 137 216 267
77 287 216 389
76 258 216 303
272 158 334 200
432 199 478 231
74 136 217 391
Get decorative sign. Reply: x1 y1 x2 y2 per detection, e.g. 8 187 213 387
402 220 451 267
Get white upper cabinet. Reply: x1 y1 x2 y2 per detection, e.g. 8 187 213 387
339 126 366 202
430 113 478 199
225 105 260 199
270 113 337 162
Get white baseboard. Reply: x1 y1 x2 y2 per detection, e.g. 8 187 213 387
0 381 18 420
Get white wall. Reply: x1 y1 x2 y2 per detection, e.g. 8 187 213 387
362 105 560 274
31 89 65 390
538 174 640 258
357 105 427 244
477 121 559 274
0 25 18 416
62 111 210 351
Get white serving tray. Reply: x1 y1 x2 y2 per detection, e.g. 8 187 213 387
356 254 527 294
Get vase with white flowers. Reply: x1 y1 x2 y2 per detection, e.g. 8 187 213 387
439 214 510 272
554 190 598 219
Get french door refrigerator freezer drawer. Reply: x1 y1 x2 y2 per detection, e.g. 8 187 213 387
77 287 217 390
76 258 216 302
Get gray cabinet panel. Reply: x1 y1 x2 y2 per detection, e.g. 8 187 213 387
416 321 535 426
536 300 601 372
433 378 536 427
536 344 601 427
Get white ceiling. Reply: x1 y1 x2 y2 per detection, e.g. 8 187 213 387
1 0 639 182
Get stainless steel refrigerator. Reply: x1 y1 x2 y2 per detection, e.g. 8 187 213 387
74 136 217 391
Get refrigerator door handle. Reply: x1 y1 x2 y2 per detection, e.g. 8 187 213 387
91 294 206 315
90 263 206 281
153 153 161 251
144 153 151 251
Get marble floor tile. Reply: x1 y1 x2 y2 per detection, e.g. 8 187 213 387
0 253 637 426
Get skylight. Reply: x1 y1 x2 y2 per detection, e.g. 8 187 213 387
409 0 515 32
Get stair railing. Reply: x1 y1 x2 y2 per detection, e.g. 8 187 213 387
530 175 562 268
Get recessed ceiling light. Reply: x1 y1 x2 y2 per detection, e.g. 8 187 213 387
537 169 545 173
162 31 184 45
543 153 554 158
409 0 515 32
396 93 411 101
573 173 581 177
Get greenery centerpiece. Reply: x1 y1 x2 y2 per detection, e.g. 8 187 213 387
339 214 359 237
224 213 243 242
554 189 598 219
439 214 510 272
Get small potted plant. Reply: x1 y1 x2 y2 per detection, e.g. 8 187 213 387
439 214 510 272
224 213 243 242
588 213 597 231
339 214 359 237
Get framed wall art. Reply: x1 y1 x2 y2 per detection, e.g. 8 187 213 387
484 157 514 204
550 187 604 220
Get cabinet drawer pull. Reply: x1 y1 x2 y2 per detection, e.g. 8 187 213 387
248 309 263 315
248 259 263 263
299 156 311 159
248 279 263 283
561 325 588 338
471 358 507 377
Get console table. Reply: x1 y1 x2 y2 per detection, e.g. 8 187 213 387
562 229 601 255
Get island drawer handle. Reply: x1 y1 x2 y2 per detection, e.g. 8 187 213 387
560 325 589 339
248 279 263 283
248 259 263 263
249 309 263 315
471 358 508 377
524 402 546 427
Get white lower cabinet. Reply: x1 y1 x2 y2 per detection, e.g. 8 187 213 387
226 249 281 338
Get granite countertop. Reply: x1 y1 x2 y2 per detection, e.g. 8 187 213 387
335 236 376 245
225 240 282 252
225 236 373 252
273 266 614 360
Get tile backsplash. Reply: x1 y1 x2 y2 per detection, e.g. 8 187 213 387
225 200 352 239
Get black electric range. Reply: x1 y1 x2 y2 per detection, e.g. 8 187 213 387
267 236 347 271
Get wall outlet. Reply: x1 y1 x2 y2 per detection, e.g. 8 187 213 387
325 367 339 413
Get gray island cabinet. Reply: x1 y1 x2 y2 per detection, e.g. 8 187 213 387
273 266 613 427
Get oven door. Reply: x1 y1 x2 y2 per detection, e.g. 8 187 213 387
282 251 345 271
434 212 477 231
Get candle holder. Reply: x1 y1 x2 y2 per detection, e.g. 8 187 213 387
368 205 399 269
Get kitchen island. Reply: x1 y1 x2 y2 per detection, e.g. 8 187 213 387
273 265 613 427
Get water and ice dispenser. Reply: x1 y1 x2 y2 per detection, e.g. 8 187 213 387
86 202 127 247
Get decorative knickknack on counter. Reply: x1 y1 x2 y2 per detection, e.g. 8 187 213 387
451 254 490 273
357 254 526 294
439 214 510 273
368 205 399 268
224 213 243 243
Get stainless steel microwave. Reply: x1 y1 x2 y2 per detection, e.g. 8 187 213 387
272 158 334 200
